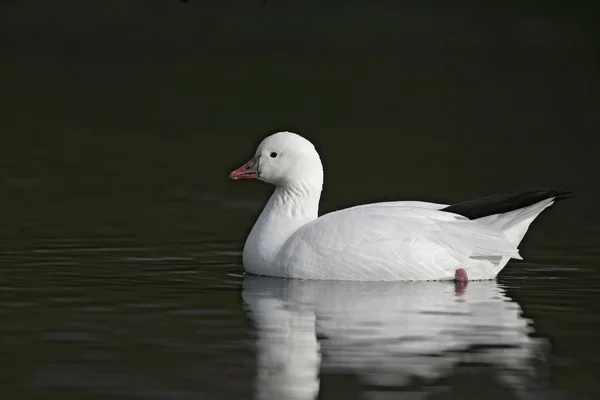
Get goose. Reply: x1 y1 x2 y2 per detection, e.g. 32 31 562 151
229 131 572 281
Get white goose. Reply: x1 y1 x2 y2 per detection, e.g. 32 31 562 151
229 131 571 282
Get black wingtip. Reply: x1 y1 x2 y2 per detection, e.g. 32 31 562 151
441 188 574 220
550 189 574 202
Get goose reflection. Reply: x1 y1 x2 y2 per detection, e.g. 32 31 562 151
242 277 548 400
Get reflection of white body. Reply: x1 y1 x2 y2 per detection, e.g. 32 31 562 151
230 131 570 281
243 276 548 400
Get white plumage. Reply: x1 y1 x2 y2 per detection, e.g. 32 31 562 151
229 131 567 281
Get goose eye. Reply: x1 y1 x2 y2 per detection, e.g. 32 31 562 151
270 152 278 158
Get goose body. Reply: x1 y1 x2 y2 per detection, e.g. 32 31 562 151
229 131 571 281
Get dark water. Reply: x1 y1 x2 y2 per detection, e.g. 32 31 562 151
2 1 600 399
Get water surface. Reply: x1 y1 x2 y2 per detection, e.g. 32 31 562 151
1 1 600 399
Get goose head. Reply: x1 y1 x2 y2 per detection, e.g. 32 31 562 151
229 131 324 190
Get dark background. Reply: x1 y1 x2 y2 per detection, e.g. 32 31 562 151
1 1 599 399
2 0 598 218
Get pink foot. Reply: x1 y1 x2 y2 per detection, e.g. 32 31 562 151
455 268 468 282
454 268 468 295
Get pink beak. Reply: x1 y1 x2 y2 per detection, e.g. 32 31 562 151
229 157 259 180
